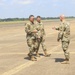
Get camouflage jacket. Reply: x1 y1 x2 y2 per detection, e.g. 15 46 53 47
36 22 45 38
56 21 70 42
25 22 38 39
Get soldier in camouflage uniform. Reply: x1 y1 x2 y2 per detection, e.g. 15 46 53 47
25 15 38 61
36 16 51 57
53 15 70 64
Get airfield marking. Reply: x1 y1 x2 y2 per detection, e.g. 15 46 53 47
1 44 61 75
1 32 75 75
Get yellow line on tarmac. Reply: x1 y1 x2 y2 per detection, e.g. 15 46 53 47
2 32 74 75
48 45 61 53
2 61 35 75
1 44 60 75
2 39 75 75
1 52 75 56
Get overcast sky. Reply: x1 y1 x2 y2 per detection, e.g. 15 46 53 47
0 0 75 18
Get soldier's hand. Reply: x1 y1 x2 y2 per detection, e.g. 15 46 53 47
32 30 38 33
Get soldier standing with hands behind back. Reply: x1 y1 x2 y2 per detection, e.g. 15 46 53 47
53 15 70 64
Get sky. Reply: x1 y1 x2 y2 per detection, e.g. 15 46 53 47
0 0 75 18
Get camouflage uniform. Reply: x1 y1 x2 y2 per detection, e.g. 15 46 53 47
25 22 38 59
56 21 70 60
36 22 49 56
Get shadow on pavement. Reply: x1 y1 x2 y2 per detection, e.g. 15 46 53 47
54 58 65 62
24 53 44 61
24 57 30 60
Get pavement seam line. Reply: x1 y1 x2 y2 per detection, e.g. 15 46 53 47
1 44 60 75
1 52 75 55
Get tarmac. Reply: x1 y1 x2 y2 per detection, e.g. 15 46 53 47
0 21 75 75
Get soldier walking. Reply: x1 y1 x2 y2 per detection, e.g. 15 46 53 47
36 16 51 57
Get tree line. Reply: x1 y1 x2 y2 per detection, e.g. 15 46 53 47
0 16 75 22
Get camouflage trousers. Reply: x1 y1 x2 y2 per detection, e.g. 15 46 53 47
62 41 70 60
36 37 47 53
27 37 38 56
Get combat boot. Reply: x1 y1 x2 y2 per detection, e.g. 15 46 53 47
28 53 31 59
44 50 51 57
61 59 69 64
36 52 40 57
30 56 37 61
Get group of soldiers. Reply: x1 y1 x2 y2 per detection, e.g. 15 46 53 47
25 15 70 64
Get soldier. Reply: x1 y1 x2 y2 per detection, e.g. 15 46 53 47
53 15 70 64
36 16 51 57
25 15 38 61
